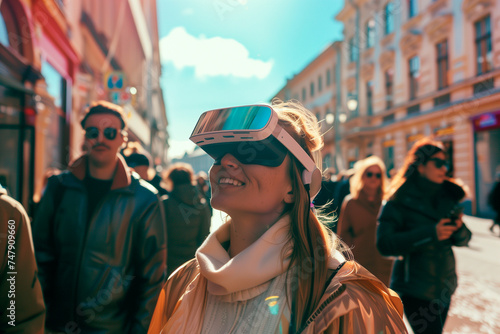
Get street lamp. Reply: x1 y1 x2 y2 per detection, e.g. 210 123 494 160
347 97 358 113
338 112 347 124
325 113 335 125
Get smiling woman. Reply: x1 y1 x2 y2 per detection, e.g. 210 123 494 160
147 100 408 334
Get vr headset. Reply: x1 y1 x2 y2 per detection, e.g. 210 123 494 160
189 104 322 198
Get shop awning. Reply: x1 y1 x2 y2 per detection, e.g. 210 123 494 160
0 73 35 95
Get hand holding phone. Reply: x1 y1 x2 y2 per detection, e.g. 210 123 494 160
445 205 464 227
436 218 458 240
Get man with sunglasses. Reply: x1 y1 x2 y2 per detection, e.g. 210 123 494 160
33 101 167 334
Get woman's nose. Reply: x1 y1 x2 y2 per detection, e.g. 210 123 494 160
220 153 240 168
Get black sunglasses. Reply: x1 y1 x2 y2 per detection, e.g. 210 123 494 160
85 127 119 140
429 158 447 169
209 137 288 167
365 172 382 179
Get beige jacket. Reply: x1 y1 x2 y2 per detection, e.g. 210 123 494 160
0 189 45 333
148 259 407 333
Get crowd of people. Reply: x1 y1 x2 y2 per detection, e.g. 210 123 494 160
0 99 493 333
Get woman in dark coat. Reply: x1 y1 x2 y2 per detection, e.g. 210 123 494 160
377 137 472 334
163 163 211 276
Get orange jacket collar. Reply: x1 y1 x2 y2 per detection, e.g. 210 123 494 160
68 154 131 190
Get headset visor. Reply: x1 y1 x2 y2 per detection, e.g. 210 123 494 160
191 105 272 137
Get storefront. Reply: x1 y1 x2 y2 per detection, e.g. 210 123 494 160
0 0 39 213
31 0 78 205
473 110 500 218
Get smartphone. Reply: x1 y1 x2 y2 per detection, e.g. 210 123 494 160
445 205 464 225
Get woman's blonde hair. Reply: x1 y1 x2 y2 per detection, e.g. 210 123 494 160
349 156 388 199
271 99 343 330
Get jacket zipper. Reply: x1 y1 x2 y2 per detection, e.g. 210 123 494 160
73 192 110 323
298 284 347 333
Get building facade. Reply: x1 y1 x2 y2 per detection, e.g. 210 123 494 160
0 0 168 215
274 42 344 172
335 0 500 217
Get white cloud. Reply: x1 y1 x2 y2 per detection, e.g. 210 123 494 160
160 27 273 79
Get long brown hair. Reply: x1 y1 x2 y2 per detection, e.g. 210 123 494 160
272 99 342 329
386 137 456 200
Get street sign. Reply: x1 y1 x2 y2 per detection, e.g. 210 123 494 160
105 72 125 91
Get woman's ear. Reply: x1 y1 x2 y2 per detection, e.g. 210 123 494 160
284 190 294 204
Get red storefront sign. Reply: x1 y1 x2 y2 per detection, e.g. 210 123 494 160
472 110 500 132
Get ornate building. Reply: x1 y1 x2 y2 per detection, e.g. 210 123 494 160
335 0 500 216
274 42 343 171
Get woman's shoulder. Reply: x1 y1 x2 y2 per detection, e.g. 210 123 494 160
442 180 466 201
167 258 199 284
306 261 406 333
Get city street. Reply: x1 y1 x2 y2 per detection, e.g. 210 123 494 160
442 216 500 334
211 213 500 333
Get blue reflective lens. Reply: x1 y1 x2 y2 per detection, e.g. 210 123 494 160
191 106 272 135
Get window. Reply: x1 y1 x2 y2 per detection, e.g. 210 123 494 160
310 82 315 97
41 60 68 180
349 37 358 62
436 40 449 89
385 2 395 35
326 69 331 86
366 19 375 48
434 93 451 106
385 70 393 109
318 75 322 93
475 16 492 75
302 88 306 101
0 11 8 45
473 78 494 94
407 104 420 114
408 0 418 18
0 1 22 52
383 145 394 174
409 56 420 100
366 81 373 115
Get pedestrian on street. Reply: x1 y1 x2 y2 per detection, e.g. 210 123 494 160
488 169 500 236
162 163 211 276
337 156 394 286
0 189 45 333
33 101 167 333
148 101 407 333
377 137 472 334
123 141 169 196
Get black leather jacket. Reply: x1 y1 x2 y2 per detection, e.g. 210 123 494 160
377 178 471 302
33 156 167 333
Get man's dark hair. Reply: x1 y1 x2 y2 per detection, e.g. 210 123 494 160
80 100 127 129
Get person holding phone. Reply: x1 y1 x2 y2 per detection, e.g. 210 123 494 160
148 101 407 333
377 137 472 334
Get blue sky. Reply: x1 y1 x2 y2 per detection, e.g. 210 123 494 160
156 0 345 158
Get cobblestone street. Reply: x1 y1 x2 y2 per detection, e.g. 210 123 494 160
442 216 500 334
